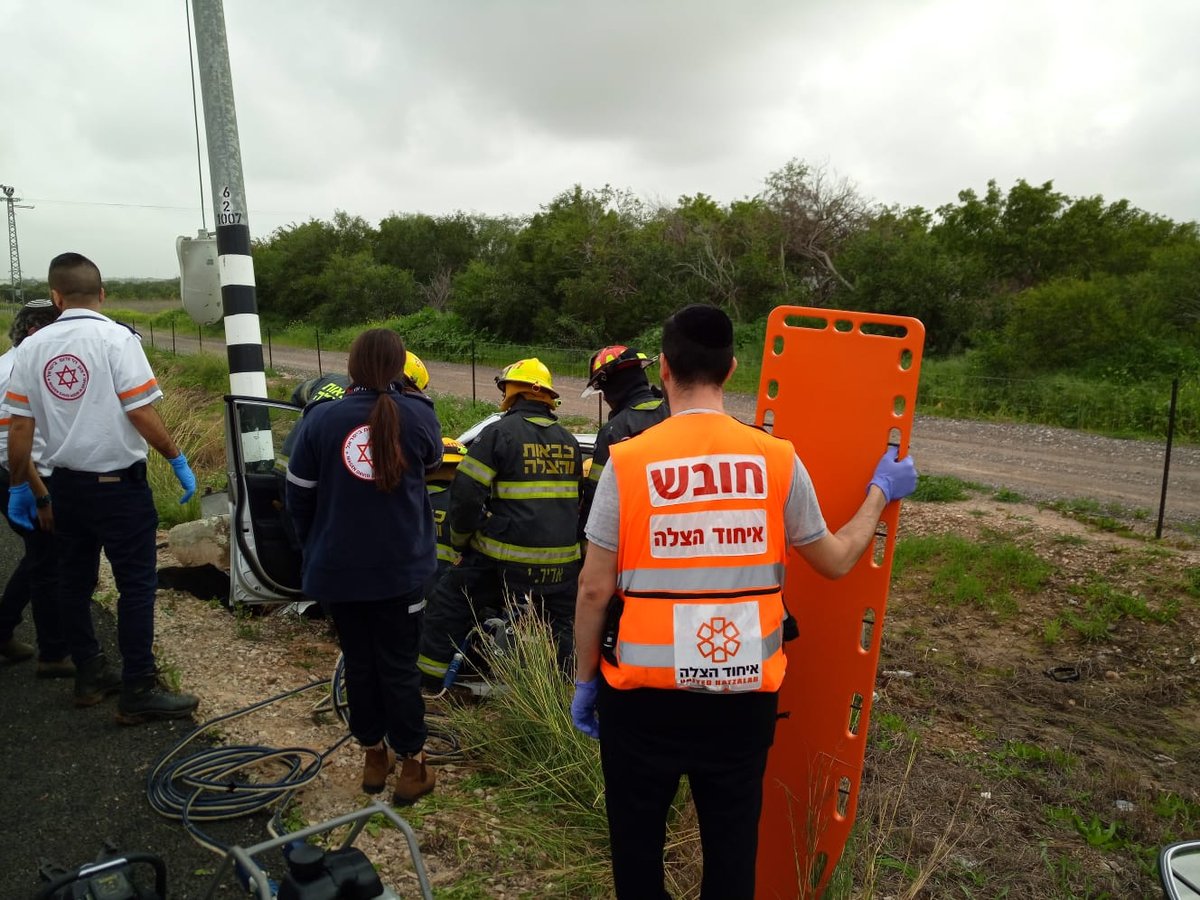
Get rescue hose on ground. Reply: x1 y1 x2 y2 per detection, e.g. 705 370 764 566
147 668 464 858
145 679 342 857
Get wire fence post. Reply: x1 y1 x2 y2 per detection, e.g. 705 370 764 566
198 325 203 352
267 325 273 369
171 319 176 354
1155 377 1180 540
149 323 154 350
316 328 323 375
471 339 476 406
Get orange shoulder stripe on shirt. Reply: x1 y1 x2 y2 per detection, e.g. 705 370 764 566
118 377 159 400
5 391 27 404
0 417 10 426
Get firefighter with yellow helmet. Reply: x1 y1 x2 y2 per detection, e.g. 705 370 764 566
426 437 467 578
418 358 583 683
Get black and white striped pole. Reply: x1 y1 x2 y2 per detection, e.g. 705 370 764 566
192 0 267 403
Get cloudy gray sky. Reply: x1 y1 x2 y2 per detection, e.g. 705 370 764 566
3 0 1198 280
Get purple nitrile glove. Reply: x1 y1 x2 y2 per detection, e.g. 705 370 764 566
571 677 600 740
7 482 37 530
868 446 918 502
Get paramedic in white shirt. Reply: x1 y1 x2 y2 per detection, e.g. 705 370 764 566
5 252 199 724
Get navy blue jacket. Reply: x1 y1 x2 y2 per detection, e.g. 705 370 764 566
286 388 442 603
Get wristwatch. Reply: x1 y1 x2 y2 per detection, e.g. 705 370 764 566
35 494 51 509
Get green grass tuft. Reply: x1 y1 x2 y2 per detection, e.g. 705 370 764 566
910 475 970 503
444 613 700 897
893 532 1053 616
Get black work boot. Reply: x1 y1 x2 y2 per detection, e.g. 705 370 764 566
74 654 122 707
115 675 199 725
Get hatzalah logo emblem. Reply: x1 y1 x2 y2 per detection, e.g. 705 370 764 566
43 354 89 401
696 617 741 663
342 425 375 481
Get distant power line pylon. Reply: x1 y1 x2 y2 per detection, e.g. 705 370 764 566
0 183 33 303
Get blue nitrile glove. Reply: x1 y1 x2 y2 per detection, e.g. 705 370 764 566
7 482 37 530
571 677 600 740
868 446 918 502
169 453 197 504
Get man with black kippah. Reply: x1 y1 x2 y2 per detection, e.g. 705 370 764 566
572 304 918 898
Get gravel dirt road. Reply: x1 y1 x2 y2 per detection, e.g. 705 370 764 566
156 334 1200 527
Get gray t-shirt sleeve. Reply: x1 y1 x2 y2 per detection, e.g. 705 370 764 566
786 455 828 546
584 463 620 551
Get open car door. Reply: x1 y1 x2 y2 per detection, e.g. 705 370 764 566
223 395 304 607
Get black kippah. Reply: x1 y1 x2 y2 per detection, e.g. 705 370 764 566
671 304 733 350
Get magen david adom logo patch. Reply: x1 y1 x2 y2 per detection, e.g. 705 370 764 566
342 424 375 481
43 354 89 401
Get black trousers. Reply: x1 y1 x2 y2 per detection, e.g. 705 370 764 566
598 685 777 900
0 471 67 661
329 594 427 756
54 464 158 678
419 551 578 673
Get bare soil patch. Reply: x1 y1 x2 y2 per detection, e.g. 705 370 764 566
858 494 1200 897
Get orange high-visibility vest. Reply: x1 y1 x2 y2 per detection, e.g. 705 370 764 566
602 411 796 693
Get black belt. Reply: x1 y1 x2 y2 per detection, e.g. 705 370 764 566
56 461 148 483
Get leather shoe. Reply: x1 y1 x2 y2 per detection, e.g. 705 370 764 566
115 674 199 725
0 638 34 663
362 744 395 794
74 654 122 707
392 752 435 805
36 657 77 679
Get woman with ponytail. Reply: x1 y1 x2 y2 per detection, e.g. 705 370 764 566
286 328 443 805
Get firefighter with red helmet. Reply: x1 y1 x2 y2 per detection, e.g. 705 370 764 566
578 345 669 537
418 358 583 683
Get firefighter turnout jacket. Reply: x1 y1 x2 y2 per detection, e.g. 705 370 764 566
601 412 795 693
427 482 459 574
579 384 668 537
449 398 582 579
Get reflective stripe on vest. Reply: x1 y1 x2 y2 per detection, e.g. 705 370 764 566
602 412 796 694
618 625 784 667
619 562 785 595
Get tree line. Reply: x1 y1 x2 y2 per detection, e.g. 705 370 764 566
7 278 181 304
98 159 1200 381
254 161 1200 379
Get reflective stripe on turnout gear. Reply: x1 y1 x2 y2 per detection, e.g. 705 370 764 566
493 480 579 501
469 533 582 566
417 654 449 677
457 455 496 486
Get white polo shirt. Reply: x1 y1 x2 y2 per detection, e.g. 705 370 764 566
4 309 163 472
0 347 51 477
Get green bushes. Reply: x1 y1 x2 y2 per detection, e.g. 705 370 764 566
918 355 1198 440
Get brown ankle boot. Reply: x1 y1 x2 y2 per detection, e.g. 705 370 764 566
362 744 395 794
392 752 435 805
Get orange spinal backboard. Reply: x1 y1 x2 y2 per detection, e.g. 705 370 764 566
754 307 925 899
